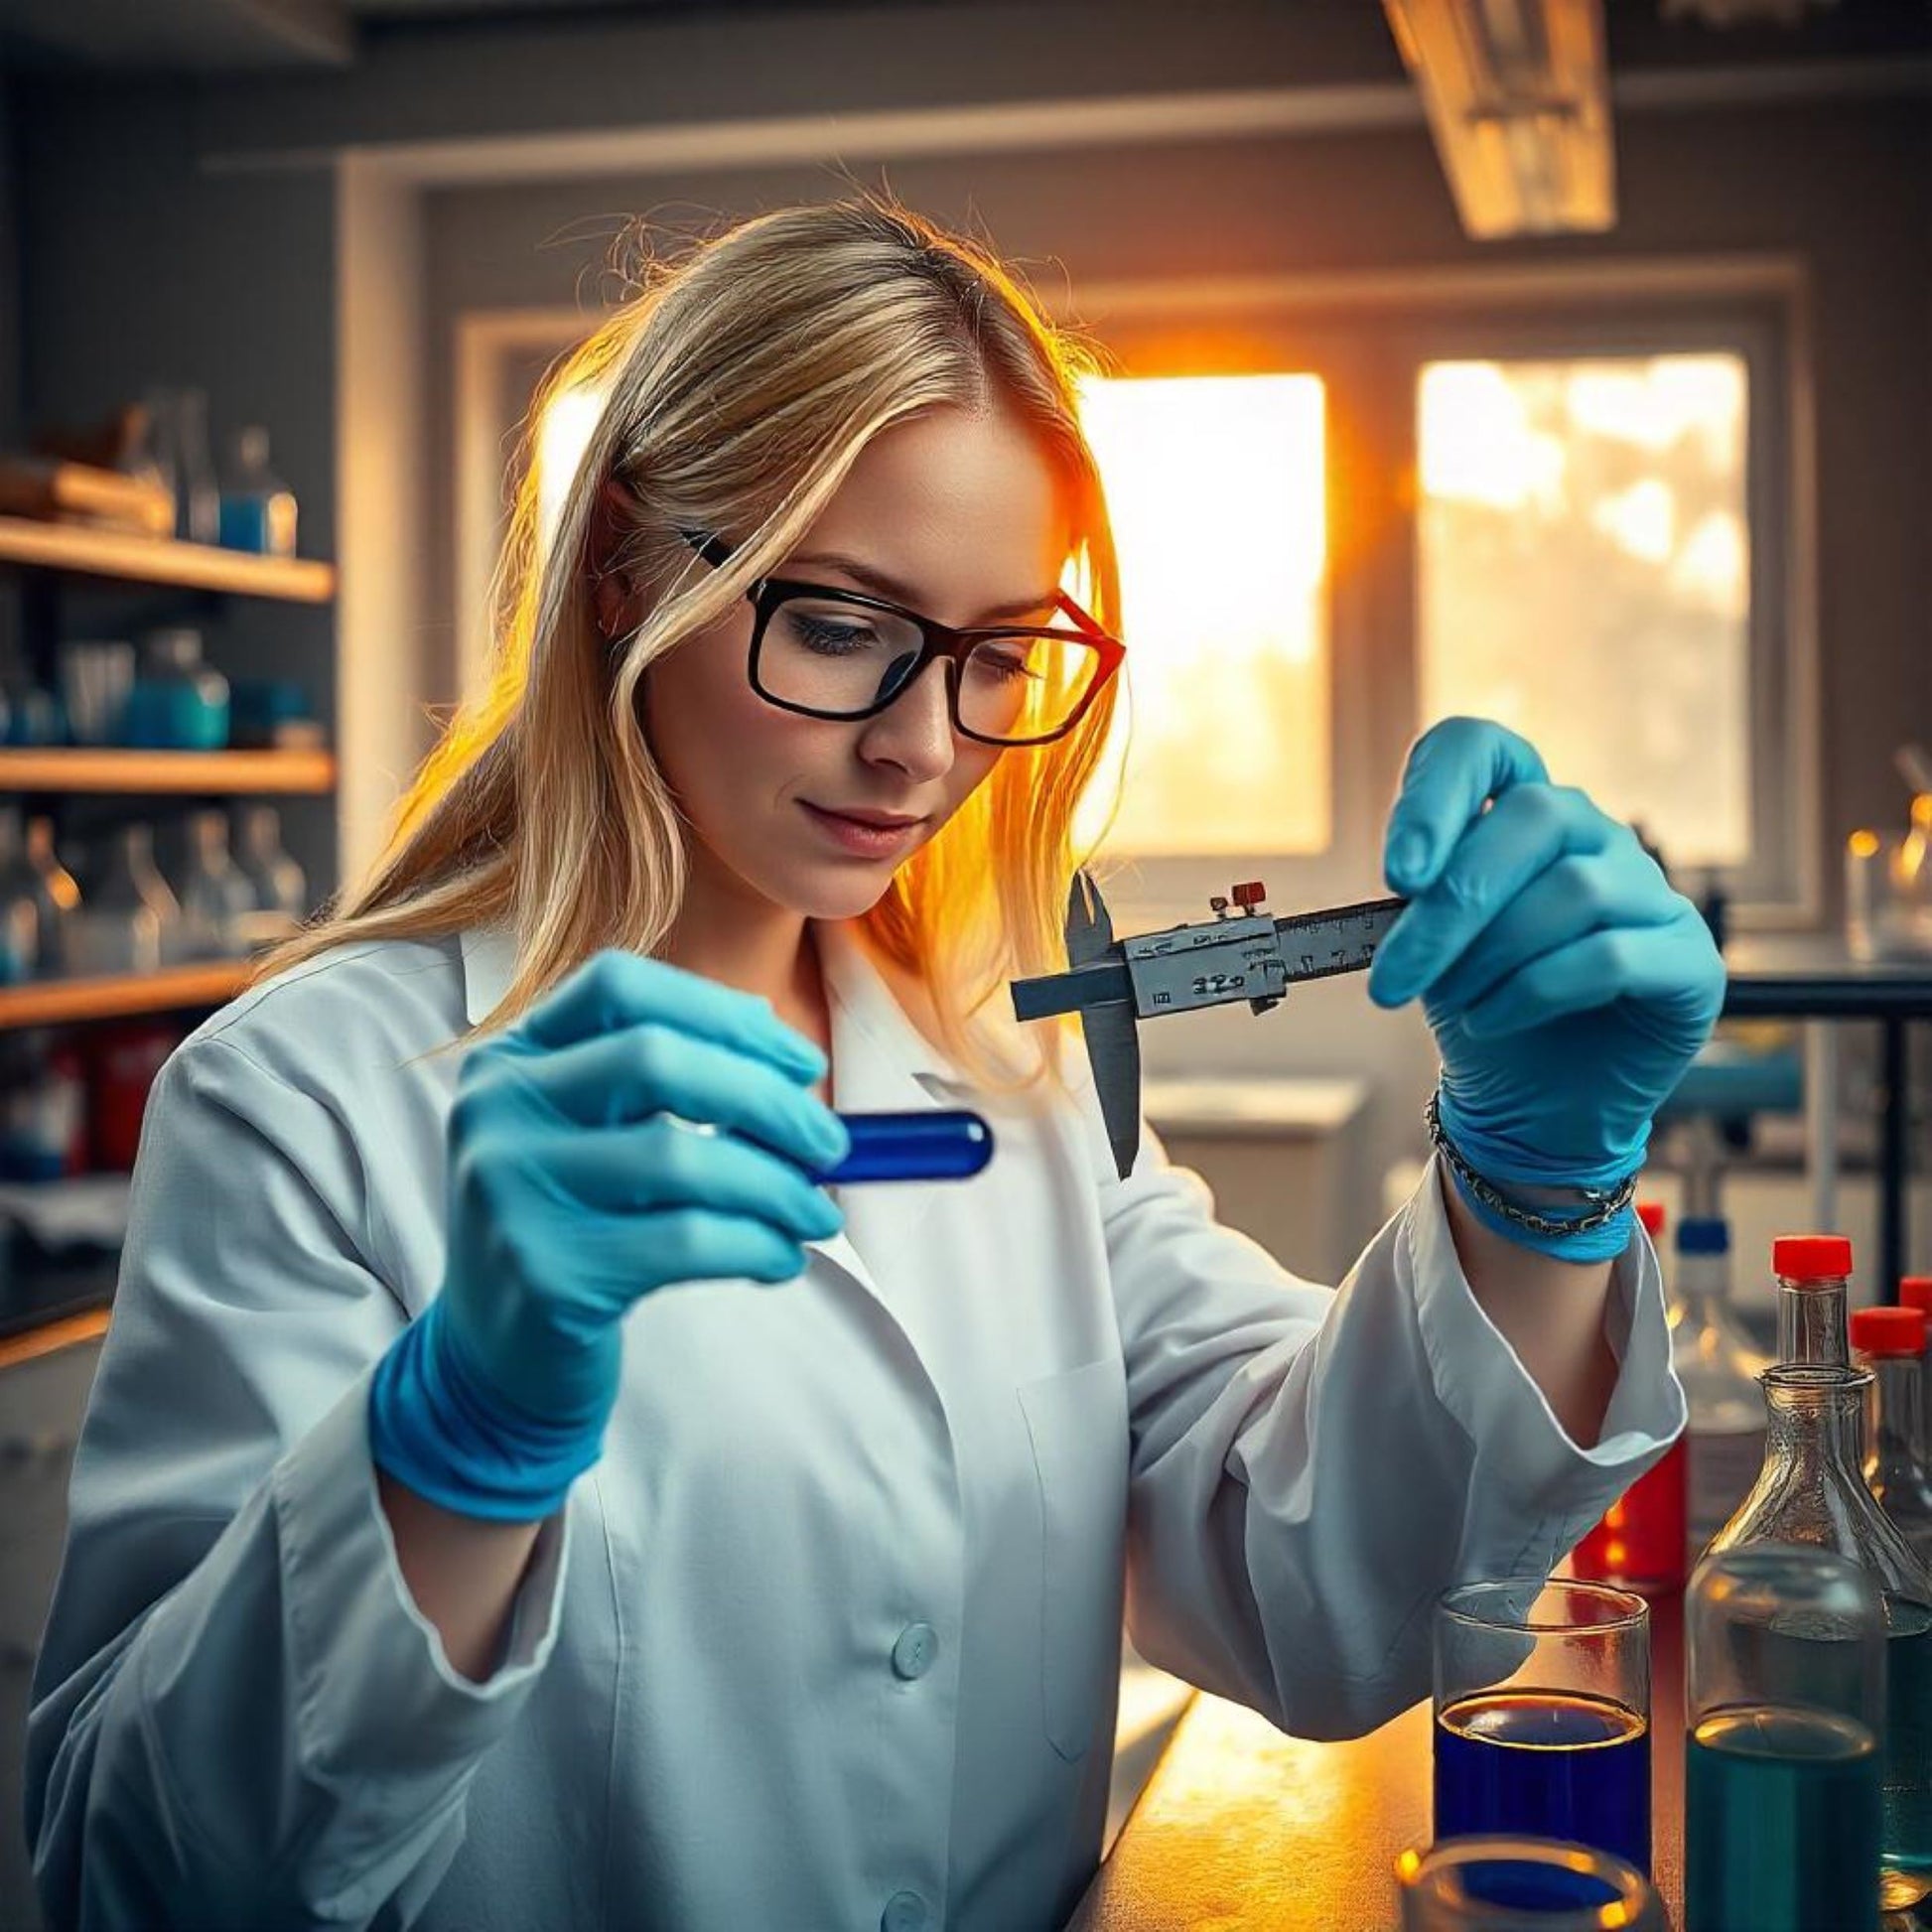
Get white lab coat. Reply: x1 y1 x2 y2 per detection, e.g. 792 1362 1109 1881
26 921 1682 1932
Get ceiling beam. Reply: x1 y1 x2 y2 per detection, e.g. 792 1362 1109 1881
0 0 355 70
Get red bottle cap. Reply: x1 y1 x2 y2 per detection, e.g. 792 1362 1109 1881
1772 1234 1854 1280
1900 1277 1932 1314
1636 1201 1666 1239
1852 1306 1928 1356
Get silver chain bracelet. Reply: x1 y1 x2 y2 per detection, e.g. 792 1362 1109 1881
1424 1091 1640 1239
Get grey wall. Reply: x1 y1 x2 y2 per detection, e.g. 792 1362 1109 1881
0 65 19 452
0 64 21 693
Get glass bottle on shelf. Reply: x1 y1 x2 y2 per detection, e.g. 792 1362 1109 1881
233 804 307 936
1706 1364 1932 1904
130 386 180 522
0 654 63 747
25 816 83 979
1854 1306 1932 1567
216 426 298 558
125 628 230 751
172 388 220 545
0 1029 85 1181
69 825 181 976
1683 1544 1884 1932
1572 1201 1688 1592
1774 1233 1853 1367
174 811 256 961
1670 1216 1772 1554
0 804 45 982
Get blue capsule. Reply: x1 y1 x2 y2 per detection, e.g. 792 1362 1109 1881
818 1110 994 1183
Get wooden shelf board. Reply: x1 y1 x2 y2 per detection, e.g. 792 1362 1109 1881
0 962 252 1030
0 1306 109 1369
0 516 335 602
0 748 336 794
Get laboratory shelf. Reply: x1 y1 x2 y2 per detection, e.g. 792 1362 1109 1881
0 748 336 794
0 1305 109 1367
0 515 336 602
0 962 251 1031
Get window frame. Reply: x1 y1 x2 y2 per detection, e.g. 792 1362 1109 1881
1063 258 1816 933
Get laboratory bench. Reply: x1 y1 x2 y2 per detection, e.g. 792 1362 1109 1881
1721 939 1932 1303
1068 1597 1696 1932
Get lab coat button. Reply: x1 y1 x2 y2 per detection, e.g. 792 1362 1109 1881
891 1621 938 1681
882 1891 928 1932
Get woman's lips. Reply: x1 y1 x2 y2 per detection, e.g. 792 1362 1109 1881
799 800 927 857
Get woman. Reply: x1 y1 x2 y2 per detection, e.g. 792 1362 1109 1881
27 200 1718 1932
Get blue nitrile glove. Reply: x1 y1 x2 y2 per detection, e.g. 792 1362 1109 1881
368 949 851 1519
1367 718 1725 1260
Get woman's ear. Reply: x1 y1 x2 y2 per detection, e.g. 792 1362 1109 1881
590 479 642 640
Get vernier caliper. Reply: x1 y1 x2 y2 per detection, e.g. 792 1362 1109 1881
1009 875 1406 1179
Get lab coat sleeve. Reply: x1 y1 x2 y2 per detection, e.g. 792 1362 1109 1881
1107 1125 1683 1741
25 1035 571 1931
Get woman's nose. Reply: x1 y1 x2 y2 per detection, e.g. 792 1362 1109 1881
856 660 955 780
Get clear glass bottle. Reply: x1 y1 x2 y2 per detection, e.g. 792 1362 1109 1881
1671 1217 1772 1554
175 811 256 960
69 825 180 975
126 628 230 751
1854 1306 1932 1568
26 817 82 979
216 426 298 557
0 1029 84 1181
172 388 220 545
233 804 306 932
1573 1202 1687 1591
1708 1364 1932 1901
131 386 180 522
1902 1277 1932 1463
0 804 44 982
1773 1233 1853 1367
1684 1544 1884 1932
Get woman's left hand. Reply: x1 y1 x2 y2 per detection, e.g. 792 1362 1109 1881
1367 716 1726 1195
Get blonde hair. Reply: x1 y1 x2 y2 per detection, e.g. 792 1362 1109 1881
266 197 1121 1083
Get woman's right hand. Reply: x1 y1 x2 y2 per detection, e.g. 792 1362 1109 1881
368 948 849 1519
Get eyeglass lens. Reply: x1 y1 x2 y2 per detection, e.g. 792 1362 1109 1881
759 593 1104 741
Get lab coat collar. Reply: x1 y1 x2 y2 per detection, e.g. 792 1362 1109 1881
456 919 967 1104
459 925 517 1028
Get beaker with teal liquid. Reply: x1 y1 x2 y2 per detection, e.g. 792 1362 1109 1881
1684 1544 1883 1931
1706 1365 1932 1914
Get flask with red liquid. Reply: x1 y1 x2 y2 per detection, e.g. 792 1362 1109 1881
1572 1202 1689 1594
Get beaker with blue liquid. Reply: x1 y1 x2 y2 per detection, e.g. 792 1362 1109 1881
1433 1580 1651 1884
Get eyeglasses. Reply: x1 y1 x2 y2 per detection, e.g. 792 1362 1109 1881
681 530 1124 748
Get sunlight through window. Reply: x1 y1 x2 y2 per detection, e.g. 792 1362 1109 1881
536 382 609 549
1074 373 1330 857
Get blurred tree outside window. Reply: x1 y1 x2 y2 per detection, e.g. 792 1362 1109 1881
1418 353 1751 870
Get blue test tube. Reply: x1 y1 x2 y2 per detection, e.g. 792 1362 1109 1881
819 1110 994 1183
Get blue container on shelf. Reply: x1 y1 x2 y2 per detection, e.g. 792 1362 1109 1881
125 627 229 750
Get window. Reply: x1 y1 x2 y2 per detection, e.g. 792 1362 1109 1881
1073 373 1329 858
1417 353 1752 869
536 380 609 549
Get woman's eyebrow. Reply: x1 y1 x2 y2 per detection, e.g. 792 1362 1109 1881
785 551 1060 622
